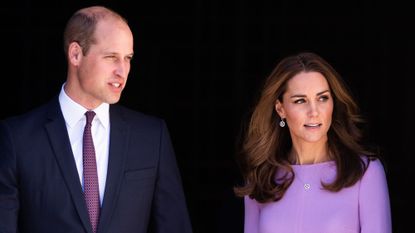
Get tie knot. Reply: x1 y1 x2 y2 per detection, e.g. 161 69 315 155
85 111 96 125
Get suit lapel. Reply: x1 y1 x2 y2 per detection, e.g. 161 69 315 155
98 105 130 233
44 98 92 233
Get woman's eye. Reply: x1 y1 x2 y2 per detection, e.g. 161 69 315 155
294 99 305 104
319 95 330 101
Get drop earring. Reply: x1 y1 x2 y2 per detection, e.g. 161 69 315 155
279 118 286 128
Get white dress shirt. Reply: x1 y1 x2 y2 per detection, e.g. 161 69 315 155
58 84 110 205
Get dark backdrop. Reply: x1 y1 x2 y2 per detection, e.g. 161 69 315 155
1 1 413 232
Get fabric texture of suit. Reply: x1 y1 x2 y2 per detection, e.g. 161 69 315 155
0 97 193 233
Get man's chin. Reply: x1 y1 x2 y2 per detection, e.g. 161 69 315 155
106 96 121 104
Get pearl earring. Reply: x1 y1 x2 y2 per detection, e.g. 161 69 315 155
279 118 286 127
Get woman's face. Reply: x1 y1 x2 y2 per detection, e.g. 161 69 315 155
275 71 333 146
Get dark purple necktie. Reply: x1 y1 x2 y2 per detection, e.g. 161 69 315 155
83 111 100 233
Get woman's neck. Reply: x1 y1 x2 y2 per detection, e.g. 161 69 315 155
289 142 330 165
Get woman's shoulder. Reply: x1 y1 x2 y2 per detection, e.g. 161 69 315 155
360 156 388 183
361 156 386 171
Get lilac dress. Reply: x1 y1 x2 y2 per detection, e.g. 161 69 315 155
244 159 391 233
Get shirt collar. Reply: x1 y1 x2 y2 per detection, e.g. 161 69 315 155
58 83 110 130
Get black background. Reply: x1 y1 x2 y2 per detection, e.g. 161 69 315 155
1 1 413 232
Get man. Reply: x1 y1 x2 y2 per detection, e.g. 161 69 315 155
0 6 192 233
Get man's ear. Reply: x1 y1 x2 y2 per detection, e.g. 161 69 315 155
275 100 285 118
68 42 83 66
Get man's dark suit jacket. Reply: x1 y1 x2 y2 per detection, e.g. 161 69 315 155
0 97 193 233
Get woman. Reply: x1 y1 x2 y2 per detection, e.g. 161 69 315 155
234 52 391 233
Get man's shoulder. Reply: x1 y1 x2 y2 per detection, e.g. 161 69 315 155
2 97 58 125
0 97 60 137
110 104 166 127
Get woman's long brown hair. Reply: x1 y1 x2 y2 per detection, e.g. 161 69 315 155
234 52 375 203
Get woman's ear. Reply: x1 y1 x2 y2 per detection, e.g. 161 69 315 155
275 100 285 118
68 42 83 66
